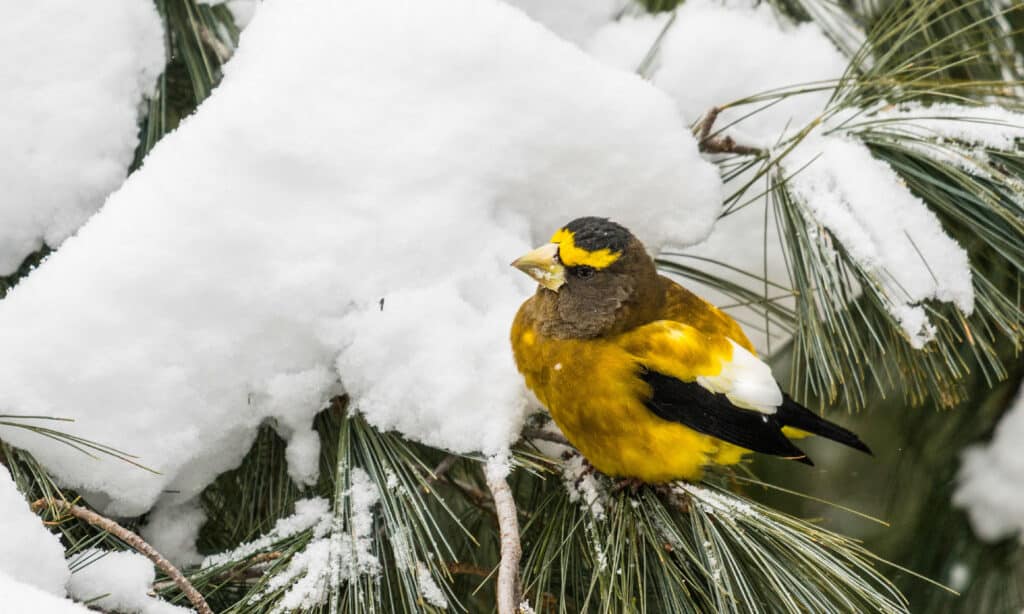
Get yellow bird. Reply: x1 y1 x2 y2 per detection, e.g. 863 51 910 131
510 217 870 483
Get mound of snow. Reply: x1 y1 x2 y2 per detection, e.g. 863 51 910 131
0 0 163 274
0 466 71 596
0 0 720 515
955 382 1024 542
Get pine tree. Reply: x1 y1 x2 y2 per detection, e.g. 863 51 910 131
2 1 1023 612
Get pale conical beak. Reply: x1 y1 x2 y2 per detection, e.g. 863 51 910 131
511 243 565 292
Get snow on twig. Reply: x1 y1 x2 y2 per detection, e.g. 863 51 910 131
31 498 212 614
697 106 765 156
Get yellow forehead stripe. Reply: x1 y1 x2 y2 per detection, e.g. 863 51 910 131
550 228 622 269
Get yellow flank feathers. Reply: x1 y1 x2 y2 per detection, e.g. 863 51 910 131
511 300 748 482
618 321 732 382
550 228 621 269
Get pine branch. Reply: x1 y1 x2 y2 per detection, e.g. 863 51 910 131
154 551 282 592
32 498 212 614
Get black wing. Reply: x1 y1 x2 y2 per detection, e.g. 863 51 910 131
638 366 813 464
776 393 872 455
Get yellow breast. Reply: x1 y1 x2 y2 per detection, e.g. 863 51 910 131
511 301 748 482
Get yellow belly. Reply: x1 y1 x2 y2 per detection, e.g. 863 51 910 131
554 401 748 482
511 318 749 482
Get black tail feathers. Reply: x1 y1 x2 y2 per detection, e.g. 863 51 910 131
777 394 873 456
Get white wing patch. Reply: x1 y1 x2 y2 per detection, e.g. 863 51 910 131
696 339 782 414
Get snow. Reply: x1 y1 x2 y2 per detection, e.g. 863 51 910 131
0 0 163 274
844 102 1024 177
954 381 1024 542
203 497 330 568
416 562 449 609
864 103 1024 150
257 366 340 486
200 0 262 29
586 11 673 74
585 0 849 353
562 454 607 519
504 0 629 46
588 0 850 141
0 0 719 515
266 539 333 612
485 453 513 484
66 549 192 614
948 562 970 593
0 466 71 596
677 482 755 518
0 573 92 614
586 520 609 572
582 1 979 350
141 499 208 568
257 468 381 611
781 135 974 347
336 468 381 582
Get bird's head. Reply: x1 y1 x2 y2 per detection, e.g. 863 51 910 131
511 217 662 338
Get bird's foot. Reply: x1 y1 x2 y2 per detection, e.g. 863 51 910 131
610 477 645 496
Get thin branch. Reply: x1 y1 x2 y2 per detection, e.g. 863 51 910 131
696 106 765 156
425 454 500 517
32 498 213 614
698 106 721 142
702 135 765 156
484 460 522 614
429 454 459 482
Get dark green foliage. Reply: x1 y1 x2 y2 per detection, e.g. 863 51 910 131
0 246 50 300
134 0 239 168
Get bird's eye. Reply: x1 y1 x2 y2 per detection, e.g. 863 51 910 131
574 266 595 279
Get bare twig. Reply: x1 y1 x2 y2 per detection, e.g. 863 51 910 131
696 106 765 156
698 106 722 142
429 454 459 482
484 459 522 614
32 498 212 614
424 453 500 517
701 135 765 156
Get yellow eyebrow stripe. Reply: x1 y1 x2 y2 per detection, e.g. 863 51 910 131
550 228 622 269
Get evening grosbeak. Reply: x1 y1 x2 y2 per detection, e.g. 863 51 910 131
510 217 870 482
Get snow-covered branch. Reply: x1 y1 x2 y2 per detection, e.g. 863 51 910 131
32 499 212 614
